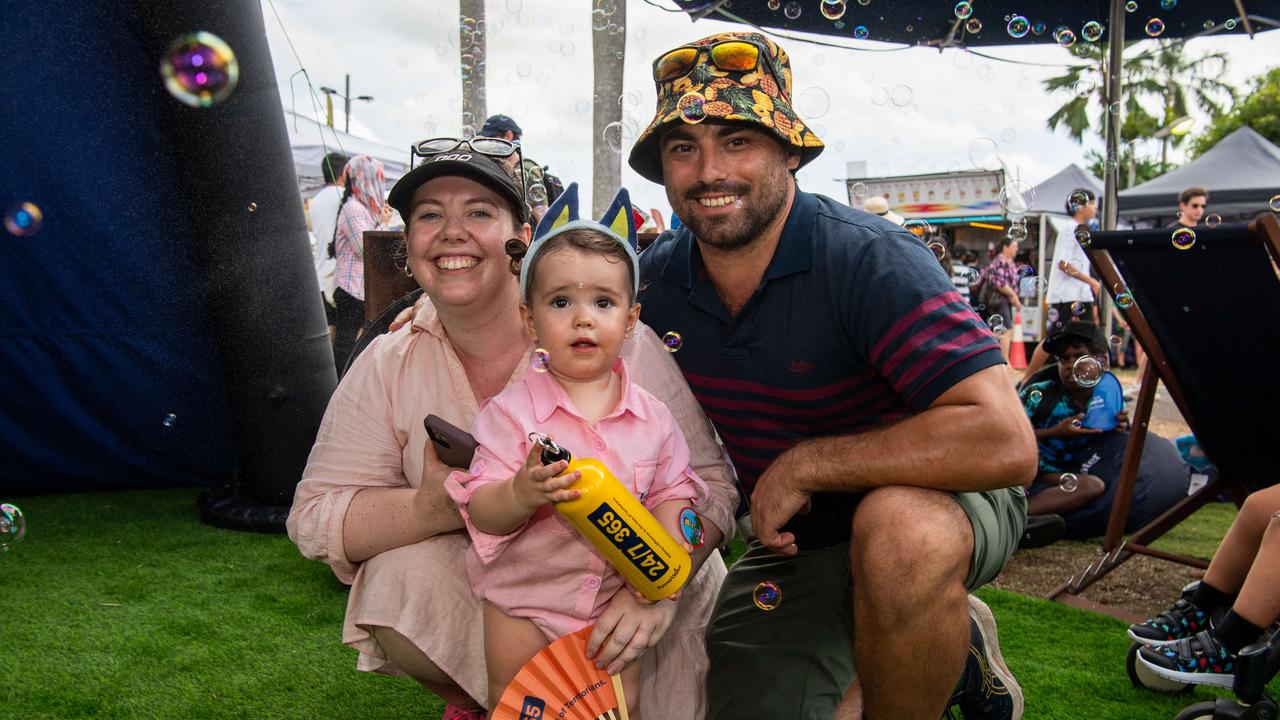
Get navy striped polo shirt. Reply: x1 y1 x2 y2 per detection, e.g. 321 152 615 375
638 189 1005 549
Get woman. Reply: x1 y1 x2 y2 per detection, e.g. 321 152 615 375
331 154 393 369
287 143 736 720
975 237 1023 360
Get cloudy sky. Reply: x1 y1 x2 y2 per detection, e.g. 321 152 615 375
260 0 1280 217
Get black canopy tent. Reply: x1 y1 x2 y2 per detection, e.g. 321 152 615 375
1119 125 1280 219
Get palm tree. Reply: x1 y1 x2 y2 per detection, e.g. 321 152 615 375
1043 39 1235 169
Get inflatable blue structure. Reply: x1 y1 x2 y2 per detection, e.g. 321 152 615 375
0 1 337 530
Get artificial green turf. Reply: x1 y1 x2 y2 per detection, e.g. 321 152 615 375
1 489 1275 719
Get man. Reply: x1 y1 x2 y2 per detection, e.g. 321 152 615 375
479 113 562 222
628 32 1036 720
307 152 346 340
1172 186 1208 228
1020 188 1102 383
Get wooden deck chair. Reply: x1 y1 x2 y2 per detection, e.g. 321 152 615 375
1049 212 1280 618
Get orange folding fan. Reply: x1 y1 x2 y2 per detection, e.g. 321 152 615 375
490 624 630 720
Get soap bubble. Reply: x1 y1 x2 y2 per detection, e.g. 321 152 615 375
1269 194 1280 212
603 122 625 153
1059 473 1080 493
247 202 257 212
999 180 1034 217
1072 77 1097 99
1007 15 1030 38
903 218 933 237
1071 301 1087 316
1125 1 1138 11
1145 17 1165 36
1032 20 1047 35
1055 26 1077 47
162 413 178 428
987 314 1006 335
678 92 707 124
662 331 683 352
796 87 831 119
954 2 973 19
4 201 43 236
1072 356 1104 387
1068 190 1092 211
927 242 946 260
1075 226 1092 247
1047 308 1060 324
768 0 780 9
0 503 25 551
854 25 869 39
1081 21 1105 42
1225 18 1238 29
1007 222 1028 242
679 507 705 548
784 1 802 19
1115 288 1135 309
890 84 913 107
161 32 240 108
820 0 846 20
1001 127 1017 143
529 184 548 205
1171 227 1196 250
871 87 890 106
1029 389 1043 403
1160 0 1177 7
1205 213 1222 227
965 18 983 34
753 581 782 610
530 348 551 372
968 137 1001 171
851 182 869 198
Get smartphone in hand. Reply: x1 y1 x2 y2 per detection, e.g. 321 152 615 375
424 414 478 469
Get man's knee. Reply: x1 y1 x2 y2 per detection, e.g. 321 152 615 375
851 487 973 588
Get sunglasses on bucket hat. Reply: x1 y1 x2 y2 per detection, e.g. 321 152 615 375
652 38 771 83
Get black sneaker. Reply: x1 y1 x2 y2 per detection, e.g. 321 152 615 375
1017 514 1065 550
1128 598 1211 646
948 596 1024 720
1137 628 1237 688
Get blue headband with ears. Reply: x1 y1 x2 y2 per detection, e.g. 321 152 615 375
518 182 640 302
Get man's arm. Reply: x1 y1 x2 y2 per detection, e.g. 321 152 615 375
751 364 1037 552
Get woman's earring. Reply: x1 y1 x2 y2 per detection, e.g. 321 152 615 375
402 263 414 278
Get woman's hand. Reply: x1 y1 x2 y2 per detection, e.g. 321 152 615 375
585 587 679 675
511 443 580 510
379 204 394 226
388 293 430 332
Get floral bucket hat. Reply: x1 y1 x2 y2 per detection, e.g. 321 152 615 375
627 31 825 184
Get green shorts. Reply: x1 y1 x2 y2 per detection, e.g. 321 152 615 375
705 486 1026 720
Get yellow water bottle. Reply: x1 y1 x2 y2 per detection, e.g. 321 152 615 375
537 436 692 602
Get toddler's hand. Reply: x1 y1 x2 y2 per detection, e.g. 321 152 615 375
511 442 581 510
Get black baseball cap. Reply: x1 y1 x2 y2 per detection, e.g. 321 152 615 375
1044 320 1108 357
480 114 522 138
387 149 527 224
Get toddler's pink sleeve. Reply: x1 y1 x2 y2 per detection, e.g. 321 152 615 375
442 400 532 564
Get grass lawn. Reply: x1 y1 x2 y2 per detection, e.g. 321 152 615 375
2 488 1276 719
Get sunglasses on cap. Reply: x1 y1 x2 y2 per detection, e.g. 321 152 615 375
653 39 770 83
409 136 528 204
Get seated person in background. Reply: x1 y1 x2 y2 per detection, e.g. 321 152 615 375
1018 322 1113 519
1017 321 1192 542
1133 484 1280 688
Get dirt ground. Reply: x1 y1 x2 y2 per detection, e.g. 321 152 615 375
992 366 1201 621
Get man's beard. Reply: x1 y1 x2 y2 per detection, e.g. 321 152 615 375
677 170 793 252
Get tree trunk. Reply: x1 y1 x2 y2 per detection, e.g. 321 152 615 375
591 4 626 217
459 0 486 136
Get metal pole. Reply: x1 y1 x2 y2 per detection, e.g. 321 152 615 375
1102 0 1125 232
344 73 351 134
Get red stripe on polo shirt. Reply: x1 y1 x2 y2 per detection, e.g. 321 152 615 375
878 306 981 372
869 291 962 364
893 330 995 395
690 380 888 417
703 396 901 431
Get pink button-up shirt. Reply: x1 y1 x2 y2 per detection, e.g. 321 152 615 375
446 359 706 639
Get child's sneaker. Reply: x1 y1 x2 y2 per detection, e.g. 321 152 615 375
1128 597 1210 646
1137 628 1237 688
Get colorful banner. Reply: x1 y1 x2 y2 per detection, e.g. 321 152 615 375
849 170 1006 219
